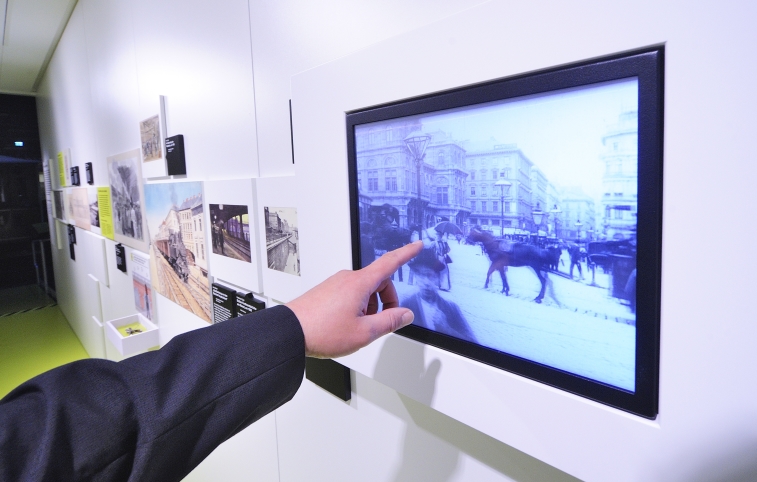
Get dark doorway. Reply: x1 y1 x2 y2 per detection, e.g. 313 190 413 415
0 94 50 292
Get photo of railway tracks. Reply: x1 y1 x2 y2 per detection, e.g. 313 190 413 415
144 181 211 322
209 204 251 263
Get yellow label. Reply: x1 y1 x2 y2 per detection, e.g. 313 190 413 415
57 152 66 187
117 321 148 337
97 187 115 240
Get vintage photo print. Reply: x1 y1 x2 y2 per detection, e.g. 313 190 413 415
70 187 91 230
210 204 251 263
264 206 300 276
87 187 100 228
53 190 64 220
355 78 638 391
107 150 148 252
140 115 162 162
144 181 211 322
130 251 153 321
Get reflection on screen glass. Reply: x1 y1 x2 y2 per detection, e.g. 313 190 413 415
355 78 639 391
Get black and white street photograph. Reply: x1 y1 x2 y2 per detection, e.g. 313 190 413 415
210 204 251 263
108 153 145 243
355 78 639 391
53 190 64 220
264 206 300 276
88 187 99 227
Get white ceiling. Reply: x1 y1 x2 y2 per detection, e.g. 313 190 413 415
0 0 78 95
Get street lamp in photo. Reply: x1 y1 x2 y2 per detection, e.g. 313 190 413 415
575 220 583 241
404 131 431 227
532 203 544 245
495 179 511 237
549 204 562 238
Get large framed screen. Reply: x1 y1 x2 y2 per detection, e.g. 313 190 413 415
347 48 663 418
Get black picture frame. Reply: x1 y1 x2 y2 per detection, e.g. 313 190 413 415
346 47 663 418
115 243 127 273
70 166 80 186
85 162 94 185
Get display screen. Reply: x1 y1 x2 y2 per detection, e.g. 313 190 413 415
347 48 663 417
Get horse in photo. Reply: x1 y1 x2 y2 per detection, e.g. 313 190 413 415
466 227 555 303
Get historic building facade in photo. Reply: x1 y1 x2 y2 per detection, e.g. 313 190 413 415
465 140 537 235
356 121 578 239
177 194 206 274
560 186 596 241
355 118 449 229
600 111 638 240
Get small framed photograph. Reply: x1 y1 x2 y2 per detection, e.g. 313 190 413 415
139 101 170 179
87 187 101 235
140 114 163 163
255 176 303 302
70 188 91 230
205 179 263 293
107 149 150 253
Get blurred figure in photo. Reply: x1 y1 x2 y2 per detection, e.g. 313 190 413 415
401 248 477 344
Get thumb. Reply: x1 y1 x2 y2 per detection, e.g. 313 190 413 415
363 307 415 343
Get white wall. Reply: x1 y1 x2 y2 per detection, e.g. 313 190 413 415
36 0 757 481
249 0 491 177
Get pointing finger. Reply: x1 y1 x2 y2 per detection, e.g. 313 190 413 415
364 241 422 287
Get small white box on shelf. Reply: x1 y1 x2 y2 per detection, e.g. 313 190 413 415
104 313 159 357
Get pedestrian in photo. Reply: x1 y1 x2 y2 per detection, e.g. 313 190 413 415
401 248 476 344
406 225 421 286
569 243 584 280
218 221 225 255
437 232 452 291
129 204 137 238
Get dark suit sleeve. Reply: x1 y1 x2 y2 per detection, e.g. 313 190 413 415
0 305 305 482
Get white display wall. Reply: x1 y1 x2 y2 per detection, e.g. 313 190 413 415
34 0 757 481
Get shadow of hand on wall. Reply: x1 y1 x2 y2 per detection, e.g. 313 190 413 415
368 335 580 482
374 335 458 482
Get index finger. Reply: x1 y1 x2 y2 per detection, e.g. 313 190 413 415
363 241 422 287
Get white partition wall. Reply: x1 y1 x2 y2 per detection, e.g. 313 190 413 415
286 1 757 481
35 0 757 481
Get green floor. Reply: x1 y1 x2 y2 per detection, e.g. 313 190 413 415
0 301 89 399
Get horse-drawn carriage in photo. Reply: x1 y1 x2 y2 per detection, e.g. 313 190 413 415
587 239 636 312
466 226 561 303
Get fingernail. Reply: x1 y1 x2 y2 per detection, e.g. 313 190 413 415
401 310 414 326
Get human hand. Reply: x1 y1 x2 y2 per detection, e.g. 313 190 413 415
286 241 423 358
